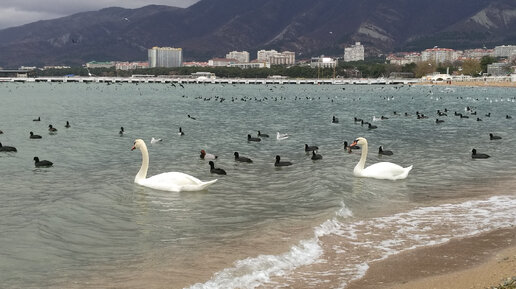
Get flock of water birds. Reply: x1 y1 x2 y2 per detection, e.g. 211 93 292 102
1 84 512 193
125 100 510 192
0 117 74 167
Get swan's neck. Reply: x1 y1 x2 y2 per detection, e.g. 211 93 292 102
136 143 149 182
355 141 368 173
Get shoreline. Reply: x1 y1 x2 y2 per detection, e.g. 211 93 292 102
418 80 516 88
346 227 516 289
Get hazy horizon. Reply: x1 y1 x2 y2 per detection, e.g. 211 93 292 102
0 0 200 30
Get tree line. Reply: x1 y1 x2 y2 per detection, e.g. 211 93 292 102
32 56 501 79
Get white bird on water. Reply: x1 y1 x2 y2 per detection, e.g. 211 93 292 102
276 132 289 140
151 137 162 144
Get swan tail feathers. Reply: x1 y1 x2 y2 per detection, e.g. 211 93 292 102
182 179 217 191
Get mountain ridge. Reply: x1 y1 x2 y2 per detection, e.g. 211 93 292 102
1 0 516 68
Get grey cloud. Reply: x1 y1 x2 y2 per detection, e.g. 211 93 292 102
0 0 199 29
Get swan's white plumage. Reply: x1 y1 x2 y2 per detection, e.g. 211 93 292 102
351 137 412 180
132 139 216 192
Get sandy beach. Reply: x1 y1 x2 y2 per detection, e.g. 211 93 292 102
346 227 516 289
420 81 516 88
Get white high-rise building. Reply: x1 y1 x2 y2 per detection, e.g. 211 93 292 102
494 45 516 58
148 47 183 68
226 51 250 63
344 42 364 62
421 48 461 63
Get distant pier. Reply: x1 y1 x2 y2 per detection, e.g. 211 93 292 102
0 76 420 85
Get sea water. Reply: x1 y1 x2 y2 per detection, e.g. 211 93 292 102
0 82 515 288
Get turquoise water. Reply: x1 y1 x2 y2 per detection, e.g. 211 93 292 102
0 82 515 288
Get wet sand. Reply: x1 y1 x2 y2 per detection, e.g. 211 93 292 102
419 81 516 88
346 227 516 289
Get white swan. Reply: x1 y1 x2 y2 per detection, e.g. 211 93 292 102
276 132 289 140
131 139 217 192
350 137 412 180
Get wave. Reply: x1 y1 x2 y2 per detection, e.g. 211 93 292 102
187 195 516 289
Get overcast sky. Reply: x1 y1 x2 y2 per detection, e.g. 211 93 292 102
0 0 200 30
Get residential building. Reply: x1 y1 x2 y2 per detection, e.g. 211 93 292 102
229 61 270 69
86 61 115 69
256 50 295 65
462 48 493 60
344 42 364 62
183 62 210 67
493 45 516 58
487 62 511 76
386 52 421 65
208 58 236 67
226 51 250 63
421 48 462 63
310 56 338 68
148 47 183 68
115 61 149 70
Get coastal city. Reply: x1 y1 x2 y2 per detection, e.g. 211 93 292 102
2 42 516 84
2 1 516 289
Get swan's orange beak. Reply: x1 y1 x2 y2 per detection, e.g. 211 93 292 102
131 146 136 151
350 140 358 147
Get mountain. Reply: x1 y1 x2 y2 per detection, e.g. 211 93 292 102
1 0 516 68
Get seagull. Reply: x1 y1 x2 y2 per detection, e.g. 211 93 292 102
276 132 289 140
151 137 163 144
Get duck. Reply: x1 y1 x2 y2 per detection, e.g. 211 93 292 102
378 146 394 156
305 144 319 152
200 150 217 160
0 142 17 152
436 118 445 124
65 121 71 128
29 131 42 139
344 141 360 151
489 133 502 140
275 155 292 167
209 161 226 175
476 117 482 121
361 120 371 126
131 139 216 192
257 131 269 137
311 150 323 160
33 117 40 121
119 127 124 136
234 152 252 163
33 157 53 167
350 137 412 180
368 123 378 129
248 134 261 142
178 127 185 136
150 137 163 144
48 124 57 132
187 114 197 120
471 149 490 159
276 132 289 140
507 115 513 119
332 116 339 123
354 117 363 123
0 130 3 134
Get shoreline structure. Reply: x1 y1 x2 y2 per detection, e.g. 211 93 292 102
1 76 516 87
